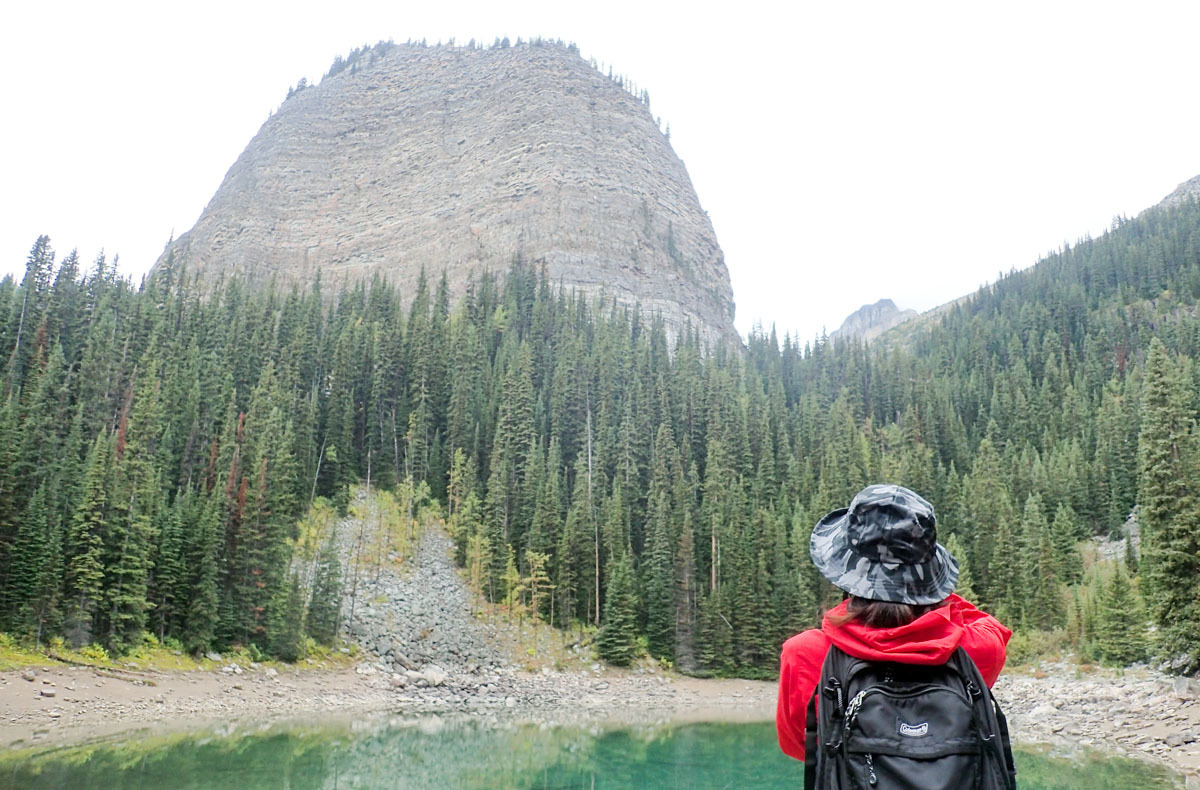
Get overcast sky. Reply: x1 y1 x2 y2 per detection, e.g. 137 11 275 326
3 2 1199 342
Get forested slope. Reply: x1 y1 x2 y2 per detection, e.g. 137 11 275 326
2 193 1199 673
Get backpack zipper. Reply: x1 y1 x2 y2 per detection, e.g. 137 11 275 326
843 690 868 735
865 753 877 786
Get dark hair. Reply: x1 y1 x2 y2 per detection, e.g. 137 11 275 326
827 596 947 629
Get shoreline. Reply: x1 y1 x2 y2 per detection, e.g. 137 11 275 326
2 659 1198 786
0 661 777 752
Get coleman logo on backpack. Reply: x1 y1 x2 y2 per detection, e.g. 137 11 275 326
803 646 1016 790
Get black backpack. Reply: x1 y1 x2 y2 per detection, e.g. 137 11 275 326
804 645 1016 789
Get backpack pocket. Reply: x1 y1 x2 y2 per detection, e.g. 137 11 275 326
843 685 981 790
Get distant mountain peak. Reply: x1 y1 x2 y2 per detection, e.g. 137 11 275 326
830 298 917 342
1159 174 1200 209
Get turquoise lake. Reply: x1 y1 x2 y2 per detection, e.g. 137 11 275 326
0 717 1181 788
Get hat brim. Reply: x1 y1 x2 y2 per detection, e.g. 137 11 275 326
809 508 959 606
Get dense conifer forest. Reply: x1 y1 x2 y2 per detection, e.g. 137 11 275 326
2 195 1200 674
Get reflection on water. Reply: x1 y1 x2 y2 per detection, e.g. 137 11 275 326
0 716 1181 789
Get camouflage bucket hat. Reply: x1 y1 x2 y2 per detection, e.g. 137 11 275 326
810 484 959 606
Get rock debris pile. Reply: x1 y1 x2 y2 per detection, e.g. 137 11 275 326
342 526 510 678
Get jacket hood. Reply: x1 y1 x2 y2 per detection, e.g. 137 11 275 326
822 593 980 665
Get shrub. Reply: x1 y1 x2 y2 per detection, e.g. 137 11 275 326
79 643 110 663
1006 627 1068 667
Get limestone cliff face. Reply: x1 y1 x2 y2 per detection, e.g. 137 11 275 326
829 298 917 343
156 42 737 343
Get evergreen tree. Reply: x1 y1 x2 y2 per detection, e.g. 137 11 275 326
596 553 638 666
1022 494 1063 630
268 570 307 662
307 534 343 645
1093 563 1148 665
64 433 112 647
10 485 62 643
697 587 734 675
183 493 221 655
1137 339 1200 665
1050 503 1083 584
643 485 675 660
150 497 186 642
943 532 976 603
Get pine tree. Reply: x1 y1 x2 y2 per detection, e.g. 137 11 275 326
1024 494 1063 630
965 435 1015 606
307 534 343 645
1124 528 1138 575
1137 339 1200 664
1050 503 1083 584
268 570 307 662
942 532 976 603
150 496 186 642
63 433 112 647
989 516 1022 625
0 395 22 627
643 486 675 660
184 493 221 655
10 485 62 643
1094 563 1148 665
527 439 563 562
674 506 699 672
596 553 638 666
1012 493 1060 630
697 587 734 676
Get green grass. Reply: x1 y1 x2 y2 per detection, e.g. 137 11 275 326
0 632 358 674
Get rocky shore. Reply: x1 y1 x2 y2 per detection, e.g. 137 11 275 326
995 662 1200 782
0 658 775 748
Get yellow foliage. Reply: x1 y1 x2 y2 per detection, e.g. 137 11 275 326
294 497 338 563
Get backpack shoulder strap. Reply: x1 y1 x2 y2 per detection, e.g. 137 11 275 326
804 688 818 790
994 692 1017 787
947 646 1017 790
804 644 858 789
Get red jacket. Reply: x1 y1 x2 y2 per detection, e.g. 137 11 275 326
776 594 1012 761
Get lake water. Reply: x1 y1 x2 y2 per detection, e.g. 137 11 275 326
0 716 1181 789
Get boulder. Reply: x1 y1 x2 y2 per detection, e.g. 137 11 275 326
421 664 448 687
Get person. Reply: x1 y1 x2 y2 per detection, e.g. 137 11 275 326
776 483 1012 763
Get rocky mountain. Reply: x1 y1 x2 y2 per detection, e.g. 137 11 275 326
1157 174 1200 209
154 40 737 344
829 298 917 342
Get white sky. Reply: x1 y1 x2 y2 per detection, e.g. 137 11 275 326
3 2 1199 342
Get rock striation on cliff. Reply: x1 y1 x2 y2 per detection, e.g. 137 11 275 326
155 41 737 343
